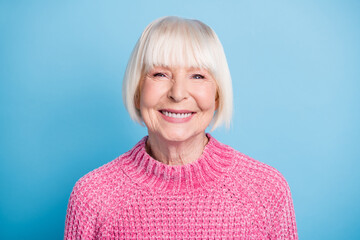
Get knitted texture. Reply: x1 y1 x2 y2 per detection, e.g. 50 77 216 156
64 135 297 239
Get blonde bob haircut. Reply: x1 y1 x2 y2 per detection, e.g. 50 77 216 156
122 16 233 130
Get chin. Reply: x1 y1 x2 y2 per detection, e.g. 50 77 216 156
158 128 203 143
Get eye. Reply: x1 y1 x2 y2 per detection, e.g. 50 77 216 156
192 74 205 79
153 72 167 78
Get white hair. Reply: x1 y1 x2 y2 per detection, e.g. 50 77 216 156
122 16 233 130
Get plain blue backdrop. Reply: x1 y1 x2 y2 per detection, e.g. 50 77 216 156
1 0 359 239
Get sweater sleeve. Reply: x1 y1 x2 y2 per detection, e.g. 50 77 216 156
269 175 298 240
64 180 98 240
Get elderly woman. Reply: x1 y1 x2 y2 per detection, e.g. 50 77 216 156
64 16 297 239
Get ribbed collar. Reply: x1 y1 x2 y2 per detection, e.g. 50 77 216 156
119 134 234 194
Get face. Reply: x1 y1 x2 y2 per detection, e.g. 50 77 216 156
137 65 218 143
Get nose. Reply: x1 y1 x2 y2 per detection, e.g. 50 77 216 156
168 78 189 102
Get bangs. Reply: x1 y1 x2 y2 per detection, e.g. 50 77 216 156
141 19 217 74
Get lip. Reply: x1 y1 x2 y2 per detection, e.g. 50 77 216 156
161 108 195 113
159 109 195 123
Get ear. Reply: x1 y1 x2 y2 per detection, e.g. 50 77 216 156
134 88 141 110
215 91 219 110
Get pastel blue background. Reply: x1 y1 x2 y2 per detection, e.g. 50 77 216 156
1 0 359 239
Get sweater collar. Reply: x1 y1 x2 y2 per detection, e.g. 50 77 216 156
120 134 234 194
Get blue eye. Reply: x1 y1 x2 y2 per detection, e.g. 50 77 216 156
153 73 166 77
192 74 205 79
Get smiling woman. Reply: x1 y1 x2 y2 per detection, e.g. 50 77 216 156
64 16 298 239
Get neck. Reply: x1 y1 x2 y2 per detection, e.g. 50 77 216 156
146 132 209 165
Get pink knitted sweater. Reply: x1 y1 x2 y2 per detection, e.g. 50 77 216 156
64 135 297 239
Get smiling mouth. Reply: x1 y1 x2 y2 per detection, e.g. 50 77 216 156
160 110 194 119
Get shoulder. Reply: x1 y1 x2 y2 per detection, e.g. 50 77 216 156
207 135 290 192
227 147 292 197
68 137 147 206
69 153 132 206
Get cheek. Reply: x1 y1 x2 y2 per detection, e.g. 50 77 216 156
193 86 218 110
140 80 165 108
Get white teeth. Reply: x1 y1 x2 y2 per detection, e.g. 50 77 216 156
162 111 192 118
